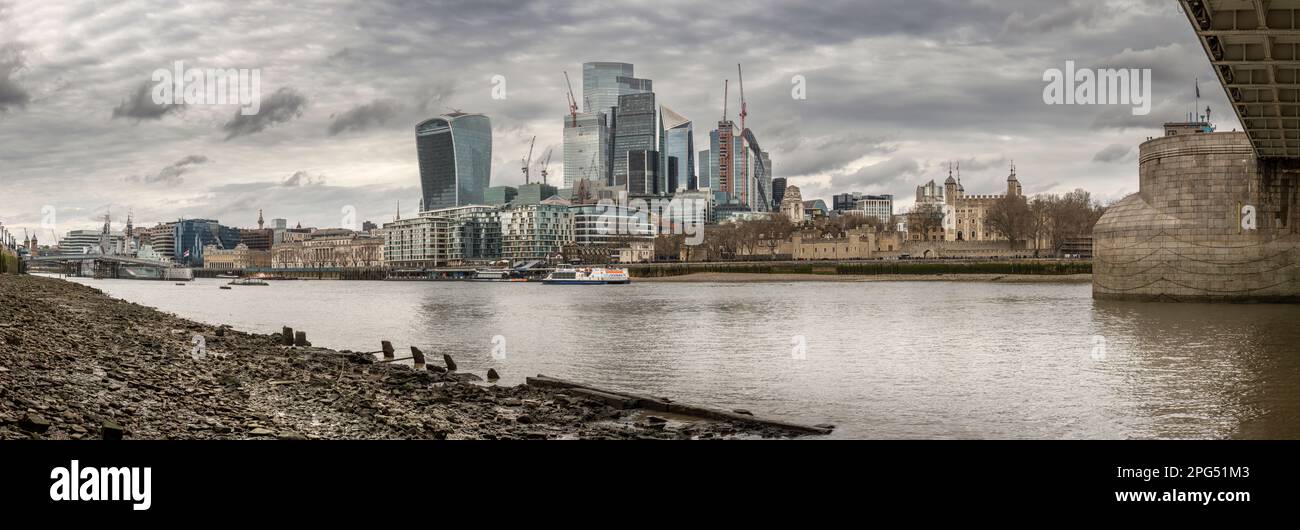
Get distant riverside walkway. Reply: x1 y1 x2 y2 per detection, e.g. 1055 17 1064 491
626 259 1092 280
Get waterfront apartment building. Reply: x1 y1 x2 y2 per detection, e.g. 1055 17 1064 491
271 229 384 269
570 203 655 247
202 243 271 270
383 215 453 269
438 205 503 263
416 112 492 211
57 229 120 256
501 201 574 263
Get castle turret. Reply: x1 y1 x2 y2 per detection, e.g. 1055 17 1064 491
1007 162 1022 197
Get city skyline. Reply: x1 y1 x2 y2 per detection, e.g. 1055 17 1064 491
0 1 1235 235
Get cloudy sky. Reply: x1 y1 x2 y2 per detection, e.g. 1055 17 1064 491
0 0 1235 238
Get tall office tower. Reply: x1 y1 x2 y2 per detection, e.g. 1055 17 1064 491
713 120 738 204
415 112 492 211
626 150 660 195
562 111 608 189
772 177 787 210
666 156 679 194
612 92 656 185
658 105 694 195
582 62 651 184
582 62 652 122
698 148 714 190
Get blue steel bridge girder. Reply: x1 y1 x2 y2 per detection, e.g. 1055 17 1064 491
1182 0 1300 158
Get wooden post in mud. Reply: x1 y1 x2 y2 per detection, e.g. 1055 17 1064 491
381 340 395 360
281 327 294 346
410 346 426 370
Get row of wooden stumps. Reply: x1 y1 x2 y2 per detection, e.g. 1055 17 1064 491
281 326 311 347
280 329 498 381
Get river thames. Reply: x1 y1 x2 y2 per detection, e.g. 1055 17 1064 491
60 276 1300 440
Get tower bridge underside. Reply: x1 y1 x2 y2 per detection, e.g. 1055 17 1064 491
1092 2 1300 302
1184 0 1300 157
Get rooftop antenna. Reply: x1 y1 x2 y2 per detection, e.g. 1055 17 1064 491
522 135 536 185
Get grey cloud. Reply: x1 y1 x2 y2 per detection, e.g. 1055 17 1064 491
222 87 307 140
282 170 325 187
112 80 182 121
0 43 30 113
1093 144 1134 163
830 157 923 190
329 98 401 135
128 155 211 185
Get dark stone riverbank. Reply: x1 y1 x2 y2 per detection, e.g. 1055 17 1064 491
0 275 814 440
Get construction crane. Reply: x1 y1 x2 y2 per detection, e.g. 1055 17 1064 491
721 79 729 122
539 147 553 186
564 71 579 127
737 63 747 132
521 135 535 184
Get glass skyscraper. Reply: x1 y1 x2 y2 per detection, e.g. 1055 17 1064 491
658 105 694 195
698 148 714 190
582 62 651 185
612 92 656 185
562 111 608 189
582 62 651 124
416 112 492 211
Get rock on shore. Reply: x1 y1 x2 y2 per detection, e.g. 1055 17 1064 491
0 275 799 440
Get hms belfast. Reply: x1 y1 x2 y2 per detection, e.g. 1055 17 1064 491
1094 0 1300 302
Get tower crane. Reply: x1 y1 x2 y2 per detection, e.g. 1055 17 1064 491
737 63 748 133
539 147 554 186
522 135 535 184
564 71 579 127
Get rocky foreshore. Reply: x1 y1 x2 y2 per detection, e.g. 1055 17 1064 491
0 275 815 440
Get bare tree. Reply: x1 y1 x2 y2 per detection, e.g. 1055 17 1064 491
984 194 1033 246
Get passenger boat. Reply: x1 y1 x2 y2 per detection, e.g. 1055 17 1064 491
541 267 631 285
472 269 528 282
228 278 270 286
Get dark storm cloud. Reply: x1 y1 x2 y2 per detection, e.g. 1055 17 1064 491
111 80 182 121
1093 144 1134 163
222 87 308 140
328 99 401 135
0 0 1237 233
0 43 30 113
128 155 211 185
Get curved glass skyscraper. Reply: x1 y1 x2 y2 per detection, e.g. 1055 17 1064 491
416 112 492 211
